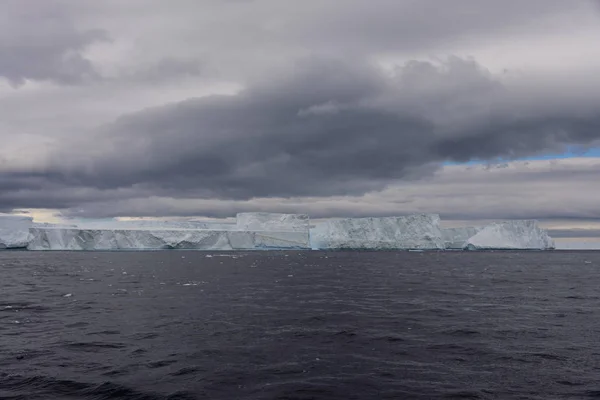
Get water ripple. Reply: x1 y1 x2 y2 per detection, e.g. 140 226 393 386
1 250 600 399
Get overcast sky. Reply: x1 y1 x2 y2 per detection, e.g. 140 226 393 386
2 0 600 236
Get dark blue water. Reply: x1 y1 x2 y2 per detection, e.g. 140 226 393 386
1 251 600 399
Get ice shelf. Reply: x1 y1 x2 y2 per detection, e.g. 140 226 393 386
442 227 482 249
25 213 310 251
27 228 311 250
310 214 445 250
0 214 33 249
0 212 557 251
38 219 237 231
464 220 555 250
236 213 310 232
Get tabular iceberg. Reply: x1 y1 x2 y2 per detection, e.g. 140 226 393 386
33 222 78 229
0 211 557 252
28 228 310 251
310 214 445 250
236 213 310 232
442 227 482 249
26 212 311 251
0 214 33 249
64 219 237 231
464 220 555 250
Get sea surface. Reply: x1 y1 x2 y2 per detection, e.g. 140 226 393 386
1 251 600 399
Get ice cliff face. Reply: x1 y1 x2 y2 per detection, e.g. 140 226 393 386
236 213 309 232
28 228 310 251
310 214 445 250
442 227 482 249
1 212 556 251
0 214 33 249
26 212 311 251
464 220 555 250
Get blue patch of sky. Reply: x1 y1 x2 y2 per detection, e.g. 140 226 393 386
445 147 600 166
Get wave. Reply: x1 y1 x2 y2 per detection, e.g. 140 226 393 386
0 374 195 400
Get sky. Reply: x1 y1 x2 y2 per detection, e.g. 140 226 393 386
1 0 600 244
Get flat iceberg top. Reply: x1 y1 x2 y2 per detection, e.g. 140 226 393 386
465 220 555 250
44 220 237 231
310 214 445 250
32 222 79 229
236 213 309 232
0 213 32 220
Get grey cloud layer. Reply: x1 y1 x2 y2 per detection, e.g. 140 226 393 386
2 57 600 218
1 0 600 220
4 158 598 224
547 229 600 238
0 0 584 85
38 57 600 200
0 0 107 85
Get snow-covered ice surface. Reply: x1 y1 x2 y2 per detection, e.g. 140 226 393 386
310 214 445 250
464 220 555 250
0 214 33 249
27 228 310 251
442 227 482 249
236 213 310 232
32 222 78 229
48 220 236 231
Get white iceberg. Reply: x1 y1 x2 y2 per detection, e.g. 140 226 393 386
1 211 557 252
26 213 311 250
236 213 310 232
310 214 445 250
27 228 310 251
442 227 482 249
41 219 236 231
0 214 33 249
32 222 79 229
464 220 555 250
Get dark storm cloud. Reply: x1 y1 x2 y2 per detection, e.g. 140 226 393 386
1 0 600 219
1 56 600 217
34 57 598 202
46 59 433 199
26 156 600 221
0 0 107 85
0 181 145 214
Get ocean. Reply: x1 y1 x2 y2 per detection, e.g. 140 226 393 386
1 250 600 399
